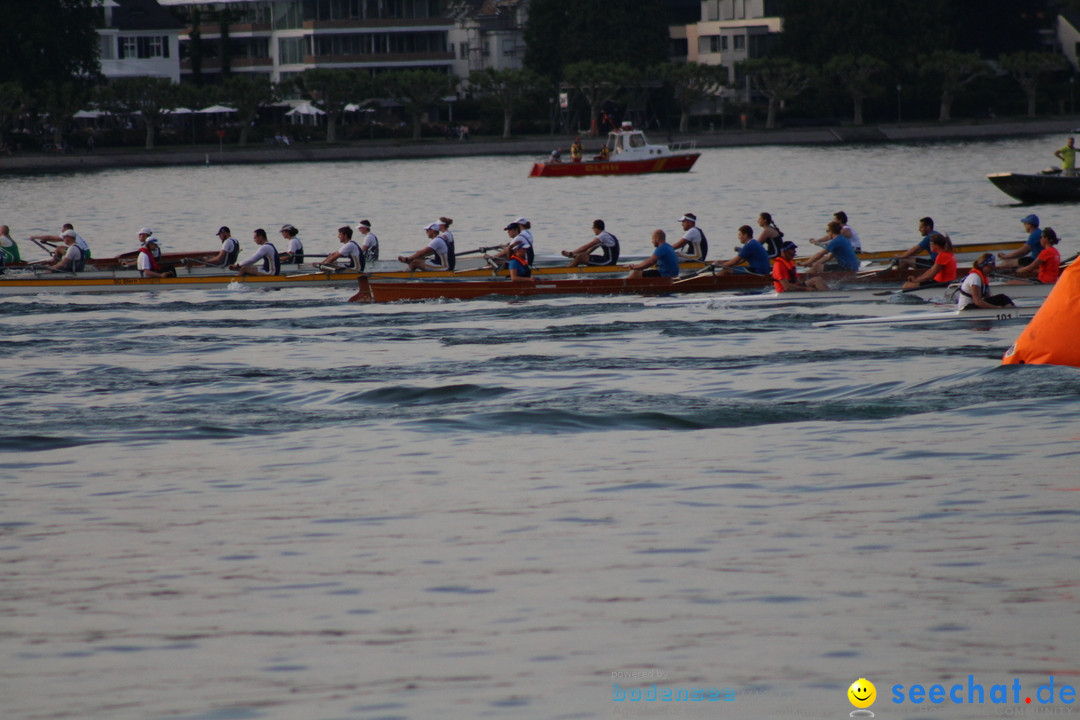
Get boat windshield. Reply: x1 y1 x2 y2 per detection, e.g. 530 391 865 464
628 133 646 148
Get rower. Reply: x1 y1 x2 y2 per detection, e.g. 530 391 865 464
811 211 862 253
712 225 771 275
561 219 620 267
514 217 535 265
32 223 91 262
806 220 860 275
136 237 173 278
901 233 957 289
506 243 532 281
1013 227 1061 284
773 241 828 292
230 228 280 277
45 230 85 273
997 214 1043 269
0 225 19 273
357 219 379 263
756 212 785 259
489 221 534 268
895 217 939 269
278 224 304 266
323 226 365 271
398 222 453 271
437 217 456 266
626 229 680 279
958 254 1014 310
206 226 241 267
671 213 708 262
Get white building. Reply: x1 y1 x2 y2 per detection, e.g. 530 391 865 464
676 0 782 82
96 0 184 82
447 0 528 80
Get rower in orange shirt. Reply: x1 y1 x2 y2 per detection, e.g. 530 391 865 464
1014 227 1062 284
901 233 956 290
772 241 828 292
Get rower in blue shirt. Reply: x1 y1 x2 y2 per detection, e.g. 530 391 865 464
997 213 1043 269
713 224 771 275
895 216 938 269
807 220 859 274
627 229 680 278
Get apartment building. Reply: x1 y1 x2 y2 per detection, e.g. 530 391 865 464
675 0 782 81
156 0 455 85
447 0 528 79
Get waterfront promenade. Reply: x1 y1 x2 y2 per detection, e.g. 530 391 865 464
2 117 1077 173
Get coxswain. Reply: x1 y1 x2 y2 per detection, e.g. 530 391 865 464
895 217 939 269
997 214 1043 270
322 226 365 271
957 254 1014 310
626 229 680 279
806 220 860 275
506 244 532 281
490 219 535 267
773 241 828 292
136 237 173 278
45 230 85 273
357 219 379 263
712 225 771 275
670 212 708 262
756 213 785 259
0 225 20 272
206 226 241 267
398 222 453 271
901 233 957 289
278 224 304 266
561 219 620 267
570 137 584 162
1014 227 1061 284
230 228 280 277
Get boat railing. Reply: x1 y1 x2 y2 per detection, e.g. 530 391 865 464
667 140 697 152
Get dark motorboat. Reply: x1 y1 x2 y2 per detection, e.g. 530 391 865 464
987 170 1080 203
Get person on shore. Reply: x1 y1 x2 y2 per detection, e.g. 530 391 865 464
957 254 1014 309
206 226 241 267
33 223 91 262
712 225 771 275
278 224 304 266
0 225 20 270
997 214 1043 269
757 212 785 259
895 217 938 269
670 213 708 262
357 220 379 263
45 230 85 273
322 226 365 271
806 221 860 275
570 137 584 163
1014 227 1061 284
562 219 620 267
1055 136 1076 177
901 233 956 289
136 237 173 278
772 241 828 292
230 228 280 276
399 222 453 271
626 229 680 279
811 211 862 253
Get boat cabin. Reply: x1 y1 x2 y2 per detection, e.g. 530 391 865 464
604 122 672 158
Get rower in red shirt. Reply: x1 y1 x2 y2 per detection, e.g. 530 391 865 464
901 233 957 290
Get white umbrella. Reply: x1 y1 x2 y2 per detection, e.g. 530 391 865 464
198 104 238 114
73 109 105 119
167 107 194 115
285 102 326 116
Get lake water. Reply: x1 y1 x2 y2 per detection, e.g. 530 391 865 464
2 136 1079 720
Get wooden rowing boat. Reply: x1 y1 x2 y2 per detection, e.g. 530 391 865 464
0 267 366 295
349 273 771 303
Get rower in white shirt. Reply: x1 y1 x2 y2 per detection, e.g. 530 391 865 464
399 222 453 271
357 220 379 263
230 228 280 276
322 226 366 271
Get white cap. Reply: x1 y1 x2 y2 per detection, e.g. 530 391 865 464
61 229 76 239
145 236 160 244
678 213 697 223
138 227 153 236
514 217 529 225
357 219 371 229
424 222 439 231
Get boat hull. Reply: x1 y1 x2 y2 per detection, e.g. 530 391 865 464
0 268 366 295
987 172 1080 203
351 273 770 303
529 154 699 177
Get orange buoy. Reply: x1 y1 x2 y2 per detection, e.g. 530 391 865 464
1002 262 1080 366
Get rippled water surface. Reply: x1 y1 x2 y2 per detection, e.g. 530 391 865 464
2 138 1079 720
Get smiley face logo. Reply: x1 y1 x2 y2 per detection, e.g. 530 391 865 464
848 678 876 709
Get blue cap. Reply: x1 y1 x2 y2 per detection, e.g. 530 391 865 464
781 240 798 253
1021 214 1039 226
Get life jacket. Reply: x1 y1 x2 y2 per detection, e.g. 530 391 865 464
957 268 990 298
262 242 280 275
138 246 161 273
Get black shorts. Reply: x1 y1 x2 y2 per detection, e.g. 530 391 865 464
588 246 618 266
1018 256 1035 267
641 269 662 278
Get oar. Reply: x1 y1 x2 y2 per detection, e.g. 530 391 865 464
856 259 898 279
29 238 58 256
872 280 952 297
454 245 504 259
673 264 717 285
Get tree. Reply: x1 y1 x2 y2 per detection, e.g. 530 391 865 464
564 61 632 136
919 51 989 122
219 75 279 146
293 69 367 143
98 77 178 149
0 0 100 93
468 67 543 138
0 82 30 153
999 52 1068 118
824 54 889 126
661 62 727 133
379 70 455 141
524 0 669 81
40 79 95 148
740 58 814 129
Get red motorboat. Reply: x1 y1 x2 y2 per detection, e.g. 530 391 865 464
530 123 699 177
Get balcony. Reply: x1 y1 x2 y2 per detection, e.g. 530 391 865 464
180 57 274 70
304 18 453 30
305 51 454 64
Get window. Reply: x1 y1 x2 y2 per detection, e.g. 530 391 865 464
734 35 745 50
101 36 115 60
119 37 136 59
119 36 170 59
459 42 469 59
279 36 308 64
721 36 729 51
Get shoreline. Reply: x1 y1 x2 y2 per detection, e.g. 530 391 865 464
2 117 1077 174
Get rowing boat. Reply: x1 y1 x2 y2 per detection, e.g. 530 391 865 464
349 273 771 303
796 241 1025 266
0 266 366 295
812 304 1043 327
